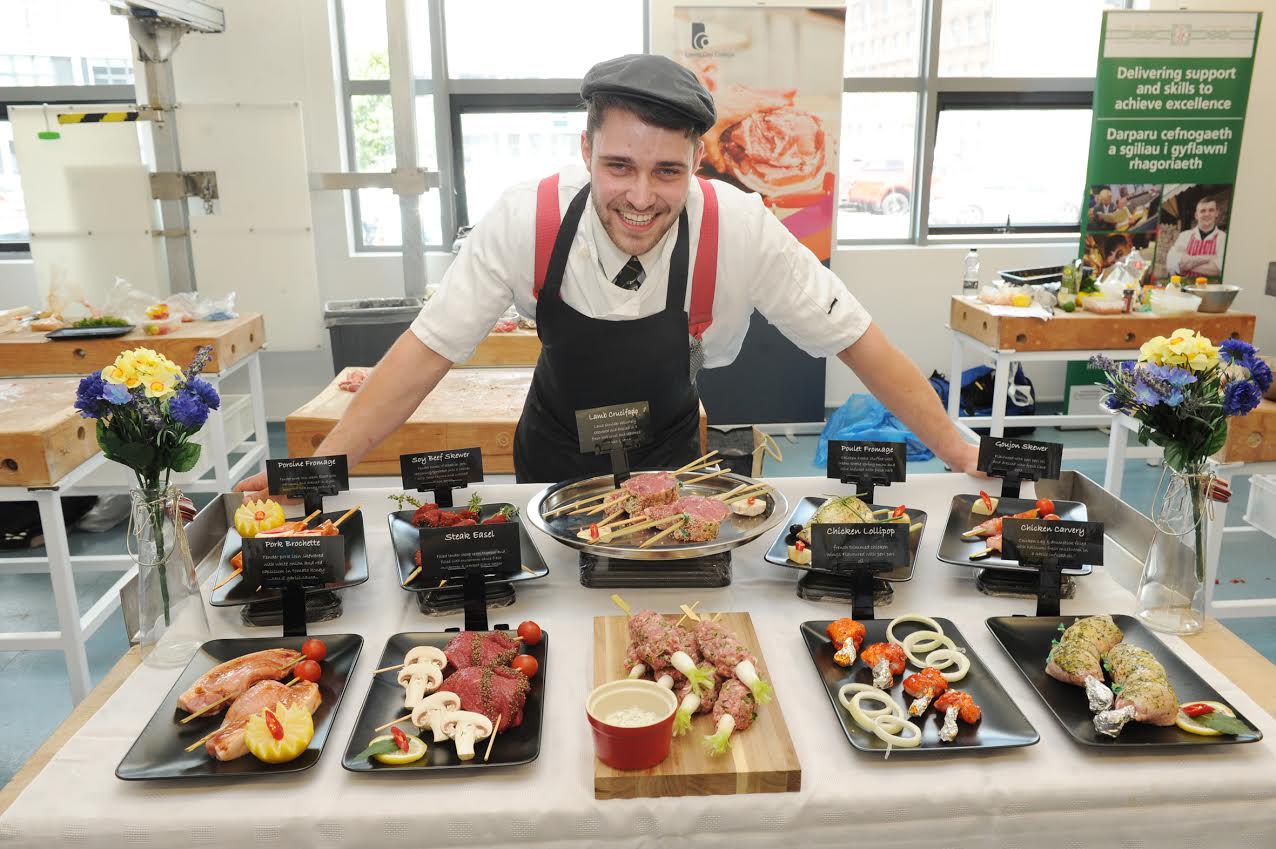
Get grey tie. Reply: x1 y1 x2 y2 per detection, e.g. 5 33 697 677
612 256 644 290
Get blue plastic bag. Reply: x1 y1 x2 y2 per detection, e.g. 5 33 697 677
814 393 934 467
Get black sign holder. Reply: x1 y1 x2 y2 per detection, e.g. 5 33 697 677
462 570 489 632
797 566 883 620
998 470 1023 500
609 448 631 488
281 583 309 637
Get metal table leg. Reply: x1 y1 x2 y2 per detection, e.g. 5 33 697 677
947 333 963 421
203 372 231 492
989 353 1012 438
1104 414 1130 496
36 489 92 703
247 353 269 474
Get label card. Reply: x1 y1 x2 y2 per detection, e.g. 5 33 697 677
266 455 349 498
576 402 652 454
1002 519 1105 568
826 440 906 484
241 536 344 590
399 448 484 492
811 523 909 573
977 436 1063 481
418 521 522 583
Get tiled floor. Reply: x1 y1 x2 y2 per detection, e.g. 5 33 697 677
0 422 1272 787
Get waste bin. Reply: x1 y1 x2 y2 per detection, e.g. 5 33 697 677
323 297 424 371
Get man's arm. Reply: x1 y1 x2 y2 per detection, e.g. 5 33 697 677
235 332 453 499
837 322 979 474
1165 230 1189 275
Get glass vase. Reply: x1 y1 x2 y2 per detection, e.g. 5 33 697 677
129 485 210 666
1136 467 1210 635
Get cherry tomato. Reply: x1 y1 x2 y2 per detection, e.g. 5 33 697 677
301 638 327 662
517 620 543 645
295 659 322 683
511 654 539 678
264 708 284 741
391 725 410 751
1036 498 1055 516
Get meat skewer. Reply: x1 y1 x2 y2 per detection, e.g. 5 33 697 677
1045 615 1123 713
178 648 304 722
703 679 756 755
1093 643 1179 737
902 666 949 716
673 662 720 736
694 619 773 704
826 618 866 667
860 642 907 690
625 610 713 695
961 508 1039 539
933 689 981 742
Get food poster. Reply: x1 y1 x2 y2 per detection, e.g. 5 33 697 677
670 6 845 262
1077 10 1259 284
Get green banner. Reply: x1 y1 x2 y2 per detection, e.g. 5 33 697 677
1079 10 1260 284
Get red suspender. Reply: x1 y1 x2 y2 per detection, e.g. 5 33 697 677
688 176 718 340
531 172 719 336
533 173 561 299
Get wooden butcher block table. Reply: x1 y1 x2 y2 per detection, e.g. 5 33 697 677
0 379 99 487
287 367 708 476
949 297 1256 351
0 314 265 377
468 327 541 366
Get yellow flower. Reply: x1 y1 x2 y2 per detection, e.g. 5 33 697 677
1138 336 1171 365
101 364 142 389
142 374 176 399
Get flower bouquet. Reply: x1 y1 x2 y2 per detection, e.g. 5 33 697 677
75 345 220 664
1090 330 1270 633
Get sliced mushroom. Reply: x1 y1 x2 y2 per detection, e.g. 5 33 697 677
440 710 493 761
410 691 462 742
404 646 448 670
397 661 443 708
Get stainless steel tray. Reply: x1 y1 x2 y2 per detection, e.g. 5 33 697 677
526 470 787 561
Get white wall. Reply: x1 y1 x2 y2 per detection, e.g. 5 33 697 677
5 0 1273 423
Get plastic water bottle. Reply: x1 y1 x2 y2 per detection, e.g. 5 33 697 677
962 248 980 292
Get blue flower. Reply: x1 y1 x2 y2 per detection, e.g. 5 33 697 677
1223 380 1262 417
74 374 107 419
1101 394 1121 410
185 345 213 380
1163 388 1185 408
1249 358 1273 392
187 377 220 411
1089 354 1116 373
102 381 132 405
1133 380 1162 406
1219 338 1257 365
169 391 209 429
1144 363 1196 388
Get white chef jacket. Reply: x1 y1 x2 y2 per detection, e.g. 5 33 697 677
1165 226 1226 276
410 163 871 367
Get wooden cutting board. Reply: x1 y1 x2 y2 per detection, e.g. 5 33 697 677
591 612 801 799
0 379 100 486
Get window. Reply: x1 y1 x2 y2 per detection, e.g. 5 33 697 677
838 0 1129 243
0 0 135 251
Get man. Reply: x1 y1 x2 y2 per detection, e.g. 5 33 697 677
1088 186 1119 228
1165 195 1226 278
237 55 976 494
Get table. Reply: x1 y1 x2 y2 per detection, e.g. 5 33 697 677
2 474 1275 848
286 367 709 476
946 297 1256 458
468 327 541 367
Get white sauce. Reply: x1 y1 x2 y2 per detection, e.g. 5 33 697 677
604 706 662 727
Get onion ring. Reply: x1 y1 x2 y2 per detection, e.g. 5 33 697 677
925 648 970 682
901 629 956 667
887 614 943 648
871 713 922 756
838 683 904 732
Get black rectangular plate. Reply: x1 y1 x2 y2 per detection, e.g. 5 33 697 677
45 325 135 340
937 494 1092 576
387 506 549 592
766 498 925 582
987 614 1263 747
210 509 369 606
342 630 547 772
116 634 363 780
800 618 1039 754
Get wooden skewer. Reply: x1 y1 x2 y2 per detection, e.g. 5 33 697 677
715 483 768 502
717 483 750 501
214 510 327 591
673 451 718 474
332 504 361 528
402 566 422 586
611 594 632 617
712 612 723 622
372 662 405 675
723 488 770 505
178 658 302 724
376 714 411 733
520 564 535 575
582 497 625 516
640 518 686 549
675 600 701 626
483 714 502 762
185 727 222 752
544 490 616 518
674 459 722 476
593 514 681 543
681 467 730 486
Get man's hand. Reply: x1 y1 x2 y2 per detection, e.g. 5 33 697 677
233 470 298 504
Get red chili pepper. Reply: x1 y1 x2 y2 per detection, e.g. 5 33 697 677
1181 702 1215 718
795 540 806 551
264 709 284 741
891 504 907 519
391 725 410 751
747 497 756 505
979 491 993 512
589 523 600 539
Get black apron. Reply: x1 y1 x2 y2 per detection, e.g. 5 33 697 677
513 184 701 483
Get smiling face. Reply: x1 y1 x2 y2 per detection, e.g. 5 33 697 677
1195 198 1218 231
581 108 704 257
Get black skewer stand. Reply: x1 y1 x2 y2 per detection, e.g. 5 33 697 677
998 471 1023 500
579 550 732 588
462 570 489 631
416 582 515 615
281 584 308 637
242 490 344 628
1033 561 1065 617
609 448 631 488
302 488 324 520
796 566 886 619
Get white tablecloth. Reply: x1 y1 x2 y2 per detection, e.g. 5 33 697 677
3 475 1275 849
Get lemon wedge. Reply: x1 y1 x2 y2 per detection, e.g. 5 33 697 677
367 734 428 765
234 499 286 538
1175 700 1234 736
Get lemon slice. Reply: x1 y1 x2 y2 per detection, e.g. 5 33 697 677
244 703 314 763
1175 700 1234 736
367 734 428 765
1011 293 1032 307
234 499 286 538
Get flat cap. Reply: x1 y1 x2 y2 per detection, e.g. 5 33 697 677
581 54 716 134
